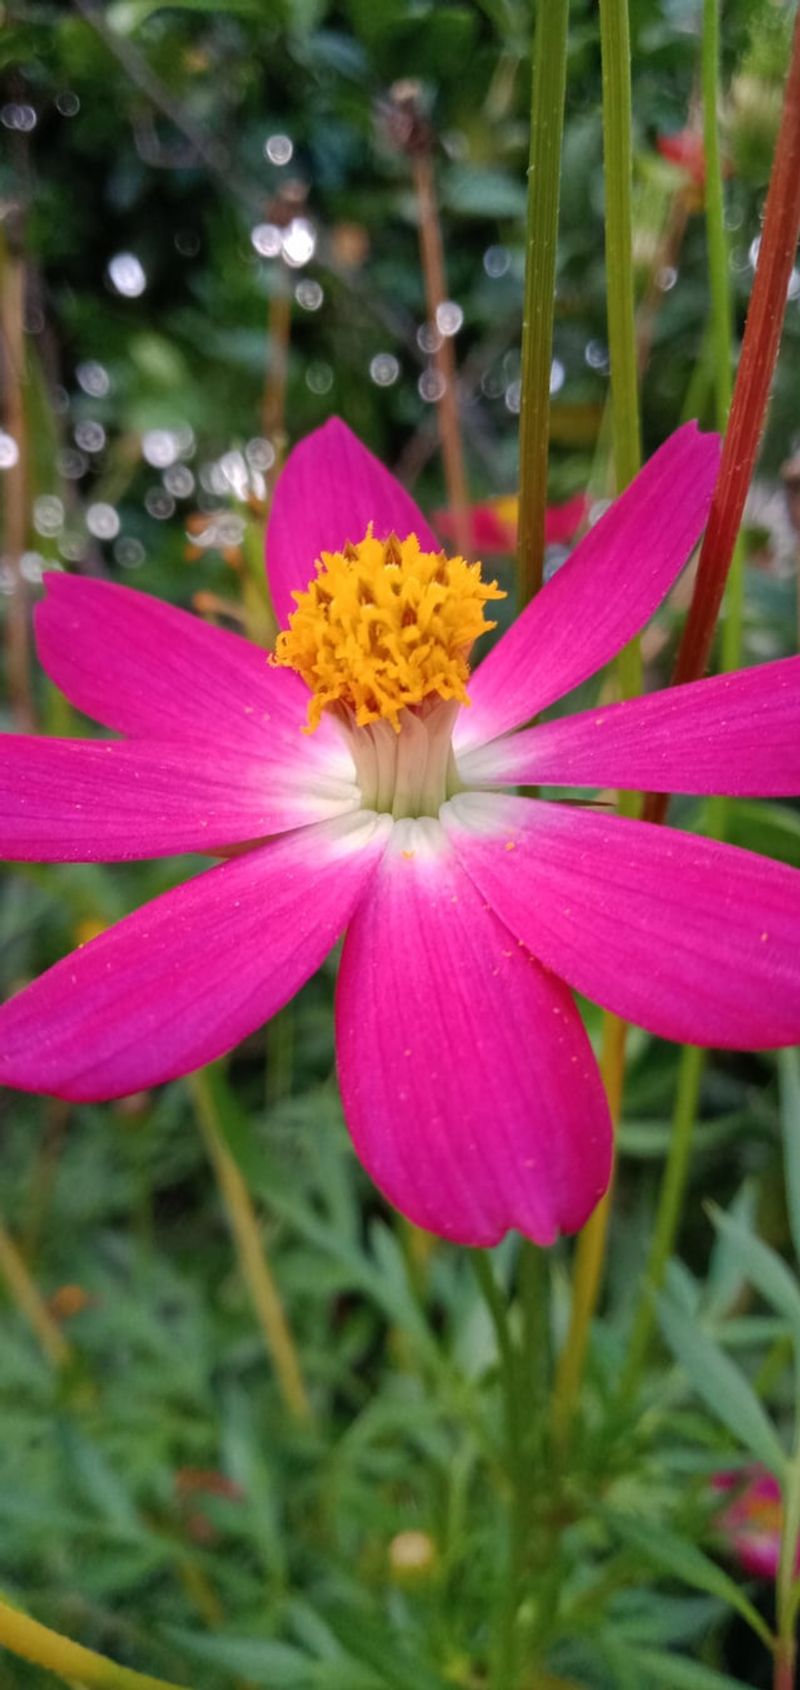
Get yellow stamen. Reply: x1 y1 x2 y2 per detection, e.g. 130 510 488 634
272 528 505 730
746 1495 783 1532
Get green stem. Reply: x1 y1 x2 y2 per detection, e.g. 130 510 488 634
552 1011 626 1440
473 1248 548 1689
775 1434 800 1688
664 4 800 698
519 1241 548 1435
0 1218 72 1371
703 0 745 686
0 1597 189 1690
472 1251 519 1464
189 1068 313 1424
266 1004 294 1107
554 0 643 1442
679 322 716 426
702 0 733 431
621 0 744 1396
472 1252 524 1688
599 0 641 492
599 0 642 704
516 0 569 608
621 1043 705 1394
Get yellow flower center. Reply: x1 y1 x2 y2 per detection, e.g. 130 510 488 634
272 528 504 732
745 1495 783 1532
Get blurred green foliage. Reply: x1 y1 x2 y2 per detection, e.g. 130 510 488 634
1 1 800 1687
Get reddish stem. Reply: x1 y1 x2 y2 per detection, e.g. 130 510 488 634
412 149 471 559
262 284 291 459
774 1639 796 1690
0 230 36 732
645 9 800 825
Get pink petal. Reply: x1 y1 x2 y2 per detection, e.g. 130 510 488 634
0 734 360 861
0 811 391 1100
266 419 440 627
714 1470 786 1578
455 424 721 753
335 819 611 1247
444 793 800 1049
35 573 348 778
728 1533 781 1580
460 657 800 796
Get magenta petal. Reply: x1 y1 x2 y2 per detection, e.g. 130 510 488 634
460 656 800 796
335 820 612 1247
444 793 800 1049
266 419 440 627
455 423 721 752
35 573 347 776
0 811 391 1100
714 1469 787 1579
0 734 360 861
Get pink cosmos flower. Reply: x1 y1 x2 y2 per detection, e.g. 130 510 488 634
3 418 800 1248
657 128 709 187
713 1468 800 1579
434 491 588 555
656 128 733 199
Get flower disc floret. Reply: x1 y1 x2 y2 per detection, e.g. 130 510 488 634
272 528 505 730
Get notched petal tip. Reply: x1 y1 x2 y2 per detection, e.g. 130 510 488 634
335 828 612 1249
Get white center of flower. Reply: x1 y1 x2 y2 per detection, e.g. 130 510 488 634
339 696 462 819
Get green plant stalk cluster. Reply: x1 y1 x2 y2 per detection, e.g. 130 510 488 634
598 0 642 689
516 0 570 609
624 0 756 1393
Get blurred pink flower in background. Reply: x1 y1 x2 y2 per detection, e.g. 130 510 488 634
434 491 587 555
656 126 733 210
657 127 710 186
714 1468 800 1579
2 418 800 1247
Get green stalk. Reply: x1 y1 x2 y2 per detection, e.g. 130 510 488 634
775 1433 800 1688
660 3 800 701
472 1251 524 1689
0 1218 72 1371
472 1251 519 1464
599 0 640 490
620 1044 704 1392
516 0 570 608
599 0 642 700
0 1597 189 1690
189 1068 312 1424
703 0 733 429
473 1246 549 1689
622 0 743 1395
553 0 642 1441
702 0 745 681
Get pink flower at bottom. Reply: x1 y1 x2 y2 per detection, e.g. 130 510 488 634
2 418 800 1248
713 1468 800 1580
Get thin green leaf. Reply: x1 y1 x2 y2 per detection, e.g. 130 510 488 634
658 1295 786 1478
779 1049 800 1264
160 1629 314 1686
708 1202 800 1347
623 1646 751 1688
605 1511 773 1649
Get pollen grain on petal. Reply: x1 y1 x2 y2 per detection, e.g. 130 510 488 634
272 527 504 731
